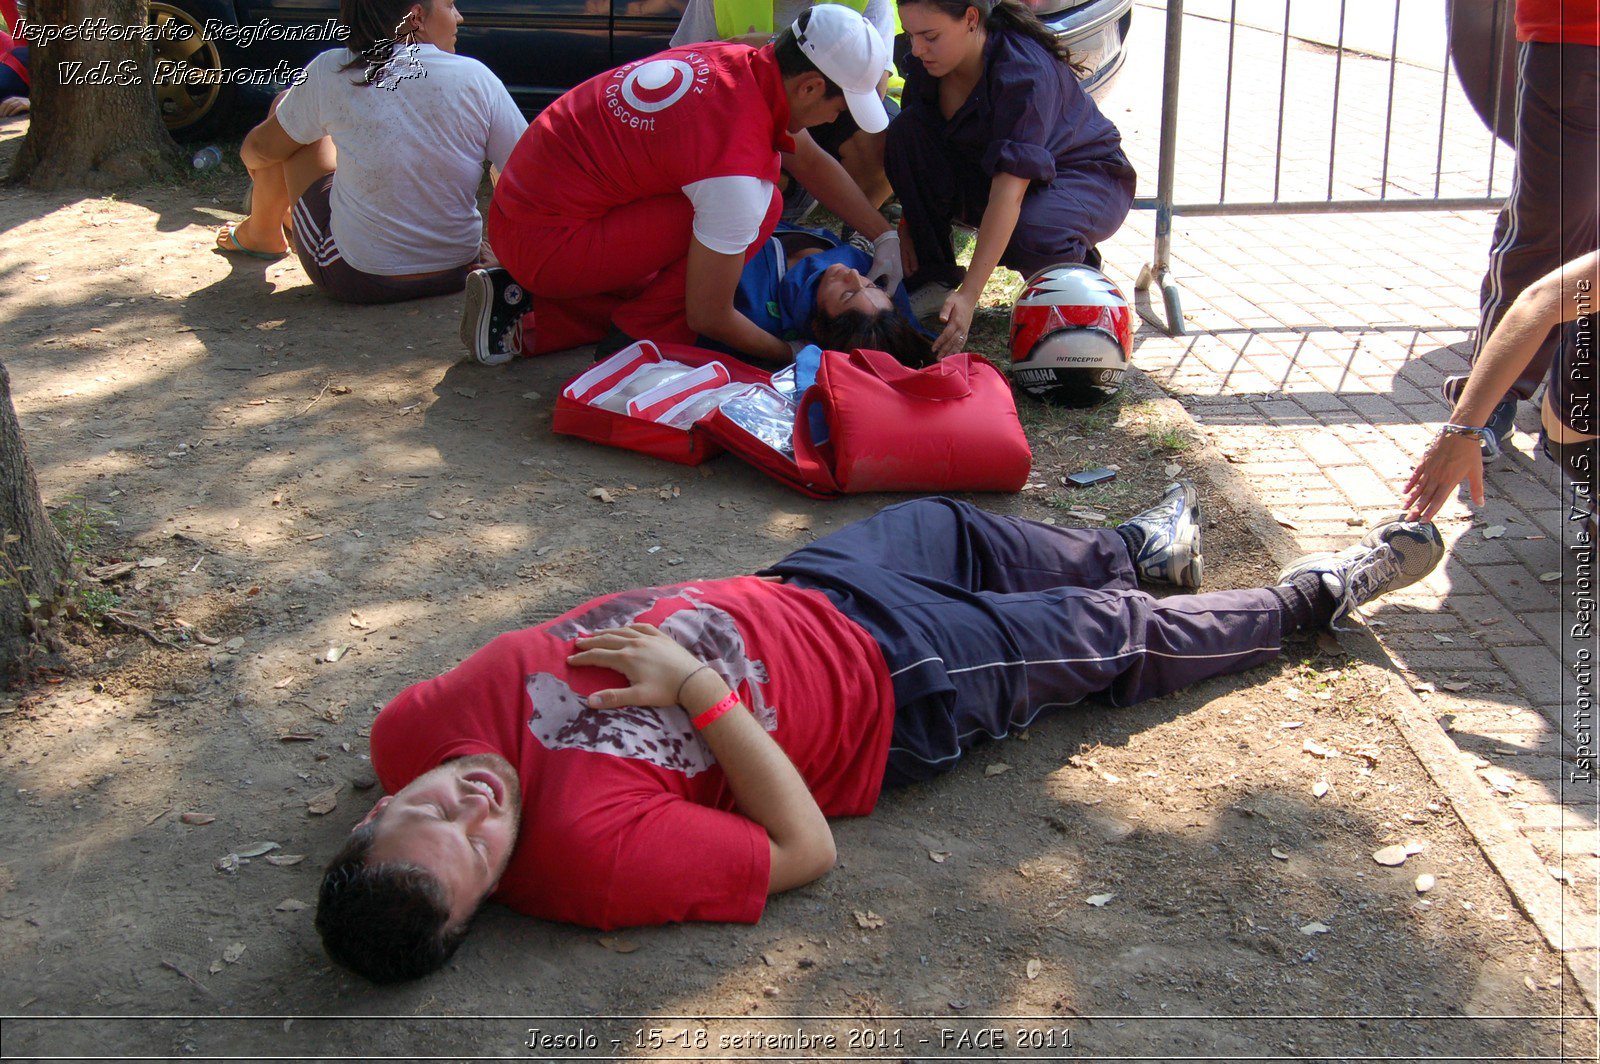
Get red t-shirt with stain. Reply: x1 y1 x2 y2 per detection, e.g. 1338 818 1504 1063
370 577 895 930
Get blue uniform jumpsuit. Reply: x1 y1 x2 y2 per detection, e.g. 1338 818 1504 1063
886 27 1136 288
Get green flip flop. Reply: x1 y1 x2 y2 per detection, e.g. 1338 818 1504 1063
216 224 286 261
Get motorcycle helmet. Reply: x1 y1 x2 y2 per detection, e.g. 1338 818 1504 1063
1008 263 1133 407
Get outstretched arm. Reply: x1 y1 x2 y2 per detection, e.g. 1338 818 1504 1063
931 171 1028 357
568 624 837 894
1402 250 1600 521
784 132 891 242
684 238 794 363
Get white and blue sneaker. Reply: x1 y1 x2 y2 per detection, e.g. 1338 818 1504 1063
1276 516 1444 629
460 267 531 366
1119 480 1203 588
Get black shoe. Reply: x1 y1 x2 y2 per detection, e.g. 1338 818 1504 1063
592 325 640 362
460 268 530 366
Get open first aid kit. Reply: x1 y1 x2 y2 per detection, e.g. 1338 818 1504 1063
553 340 1032 497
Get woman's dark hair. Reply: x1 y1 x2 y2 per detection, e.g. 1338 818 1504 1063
315 821 474 984
339 0 427 84
897 0 1077 67
774 8 845 99
810 305 936 367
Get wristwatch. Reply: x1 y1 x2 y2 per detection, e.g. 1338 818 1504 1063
1440 422 1501 461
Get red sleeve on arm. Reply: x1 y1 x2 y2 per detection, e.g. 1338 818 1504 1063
370 633 524 794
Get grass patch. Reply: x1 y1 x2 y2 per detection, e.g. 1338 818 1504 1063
50 497 113 555
1016 388 1128 440
49 497 122 626
1144 423 1194 454
1042 475 1147 522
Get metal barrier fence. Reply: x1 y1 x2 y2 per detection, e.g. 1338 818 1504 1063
1134 0 1510 336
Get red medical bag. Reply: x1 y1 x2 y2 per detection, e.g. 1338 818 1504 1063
553 341 1031 497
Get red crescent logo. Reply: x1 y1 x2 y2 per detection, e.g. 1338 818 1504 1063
620 60 696 113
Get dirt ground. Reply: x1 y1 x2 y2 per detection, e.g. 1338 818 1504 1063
0 119 1592 1062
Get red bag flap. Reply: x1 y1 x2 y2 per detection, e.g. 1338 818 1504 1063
552 342 772 467
844 347 973 401
792 388 843 496
701 404 840 498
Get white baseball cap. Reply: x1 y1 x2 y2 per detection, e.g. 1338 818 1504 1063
793 4 890 134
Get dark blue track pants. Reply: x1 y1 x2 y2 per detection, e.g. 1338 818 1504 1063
763 498 1284 785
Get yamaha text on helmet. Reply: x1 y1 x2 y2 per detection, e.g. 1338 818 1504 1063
1008 263 1133 408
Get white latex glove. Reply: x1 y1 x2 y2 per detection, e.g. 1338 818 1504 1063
868 230 905 296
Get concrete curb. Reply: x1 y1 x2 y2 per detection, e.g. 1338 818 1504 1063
1136 369 1600 1015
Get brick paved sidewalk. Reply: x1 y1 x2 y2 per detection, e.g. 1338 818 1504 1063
1090 2 1598 983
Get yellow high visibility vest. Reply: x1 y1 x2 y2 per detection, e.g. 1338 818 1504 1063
714 0 869 41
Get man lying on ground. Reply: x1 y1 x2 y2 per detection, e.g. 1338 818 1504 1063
316 484 1444 982
1403 250 1598 523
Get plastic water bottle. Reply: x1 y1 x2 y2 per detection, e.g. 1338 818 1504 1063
192 145 224 171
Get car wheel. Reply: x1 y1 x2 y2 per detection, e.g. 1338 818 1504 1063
148 0 239 141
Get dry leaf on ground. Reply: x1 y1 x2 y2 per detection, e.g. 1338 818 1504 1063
305 788 339 816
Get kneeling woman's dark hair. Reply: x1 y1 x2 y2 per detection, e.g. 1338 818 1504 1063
315 822 473 983
898 0 1081 70
810 306 937 367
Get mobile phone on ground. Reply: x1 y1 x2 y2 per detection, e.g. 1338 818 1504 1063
1065 467 1117 488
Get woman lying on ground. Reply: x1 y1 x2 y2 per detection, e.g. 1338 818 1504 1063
888 0 1135 356
711 225 935 367
218 0 525 305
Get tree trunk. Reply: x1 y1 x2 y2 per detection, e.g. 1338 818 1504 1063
9 0 182 189
0 359 71 673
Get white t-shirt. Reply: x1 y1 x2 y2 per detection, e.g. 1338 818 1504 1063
670 0 896 74
683 174 775 255
276 45 527 276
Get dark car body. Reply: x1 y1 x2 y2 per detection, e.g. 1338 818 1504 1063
150 0 1130 138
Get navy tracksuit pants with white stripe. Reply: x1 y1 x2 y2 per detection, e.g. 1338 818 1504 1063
764 498 1283 785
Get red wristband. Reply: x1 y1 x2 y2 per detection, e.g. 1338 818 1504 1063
691 690 740 731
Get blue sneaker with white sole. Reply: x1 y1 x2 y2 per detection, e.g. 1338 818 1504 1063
1119 480 1203 588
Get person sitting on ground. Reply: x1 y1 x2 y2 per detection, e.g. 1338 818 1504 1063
461 6 903 367
720 225 934 365
1402 250 1598 524
887 0 1136 357
314 482 1444 983
219 0 525 305
0 0 29 117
